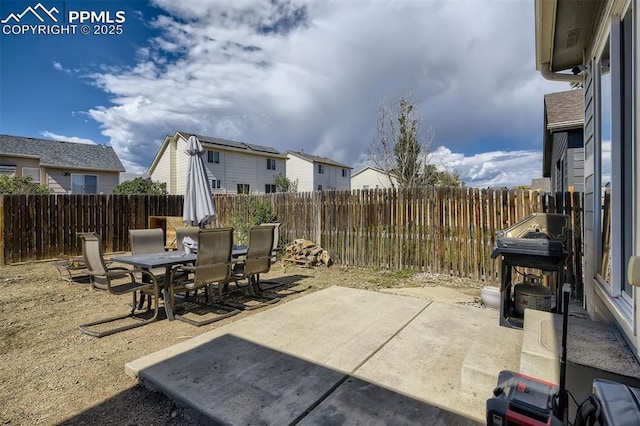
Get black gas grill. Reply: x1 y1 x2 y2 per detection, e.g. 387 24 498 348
491 213 570 328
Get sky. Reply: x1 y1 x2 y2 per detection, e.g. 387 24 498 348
0 0 576 188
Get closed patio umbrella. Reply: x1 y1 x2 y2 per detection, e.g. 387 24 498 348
183 135 216 228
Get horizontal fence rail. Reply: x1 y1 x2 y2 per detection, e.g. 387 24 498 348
0 189 582 291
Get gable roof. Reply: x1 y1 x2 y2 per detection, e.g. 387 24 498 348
542 89 584 177
177 132 287 158
0 134 125 172
544 89 584 130
285 150 352 169
351 166 397 178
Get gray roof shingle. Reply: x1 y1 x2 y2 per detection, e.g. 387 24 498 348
544 89 584 129
0 134 125 172
285 150 352 169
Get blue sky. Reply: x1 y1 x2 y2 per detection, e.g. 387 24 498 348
0 0 573 187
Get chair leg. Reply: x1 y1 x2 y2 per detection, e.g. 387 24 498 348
79 289 159 338
173 283 241 327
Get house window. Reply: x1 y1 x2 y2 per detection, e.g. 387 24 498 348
211 179 221 189
265 184 276 193
317 185 322 191
342 168 347 177
318 164 325 174
71 174 98 194
596 36 613 288
594 7 634 300
208 151 220 163
22 167 40 183
266 158 276 170
237 183 250 194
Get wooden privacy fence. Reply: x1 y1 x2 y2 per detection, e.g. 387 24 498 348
213 188 583 289
0 194 183 265
0 189 583 291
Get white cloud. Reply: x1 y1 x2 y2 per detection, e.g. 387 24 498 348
40 131 96 145
429 146 543 189
84 0 568 173
52 61 72 75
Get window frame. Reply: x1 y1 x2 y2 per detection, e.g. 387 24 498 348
266 158 276 170
592 11 634 316
208 151 220 163
21 167 41 183
211 179 221 189
265 184 276 193
71 173 99 194
318 164 325 174
237 183 250 194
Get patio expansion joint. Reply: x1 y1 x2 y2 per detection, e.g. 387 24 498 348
289 298 435 425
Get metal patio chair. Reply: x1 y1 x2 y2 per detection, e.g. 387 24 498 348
224 224 280 310
78 232 159 337
168 228 241 326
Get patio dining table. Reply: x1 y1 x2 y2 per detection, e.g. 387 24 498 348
111 245 247 321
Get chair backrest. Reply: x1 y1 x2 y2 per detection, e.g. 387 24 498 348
176 227 200 249
79 232 109 288
260 222 280 260
129 228 165 255
194 228 233 286
245 225 275 275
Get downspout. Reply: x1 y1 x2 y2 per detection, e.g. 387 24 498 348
539 62 584 84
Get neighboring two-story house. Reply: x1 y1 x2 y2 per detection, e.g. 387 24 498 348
285 151 351 192
0 134 125 194
542 89 585 193
350 166 398 190
148 132 287 195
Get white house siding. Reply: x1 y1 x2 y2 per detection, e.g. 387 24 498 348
203 148 285 194
351 168 397 189
286 155 314 192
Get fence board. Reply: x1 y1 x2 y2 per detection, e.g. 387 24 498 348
0 190 584 288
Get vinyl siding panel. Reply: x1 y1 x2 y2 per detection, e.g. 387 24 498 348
351 168 397 189
551 132 568 192
286 155 314 192
569 147 585 192
45 169 119 194
150 143 173 193
204 150 285 194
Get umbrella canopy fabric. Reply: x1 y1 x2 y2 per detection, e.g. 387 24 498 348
183 136 216 227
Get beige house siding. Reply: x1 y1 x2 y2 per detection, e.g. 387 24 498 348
45 168 120 194
351 167 397 190
151 142 172 193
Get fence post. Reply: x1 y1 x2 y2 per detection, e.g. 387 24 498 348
0 196 4 266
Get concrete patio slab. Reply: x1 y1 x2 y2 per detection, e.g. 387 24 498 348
353 303 520 422
127 286 431 377
126 286 519 424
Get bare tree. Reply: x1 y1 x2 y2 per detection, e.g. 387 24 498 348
368 94 435 189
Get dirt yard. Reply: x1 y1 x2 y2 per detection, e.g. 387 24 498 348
0 257 488 425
